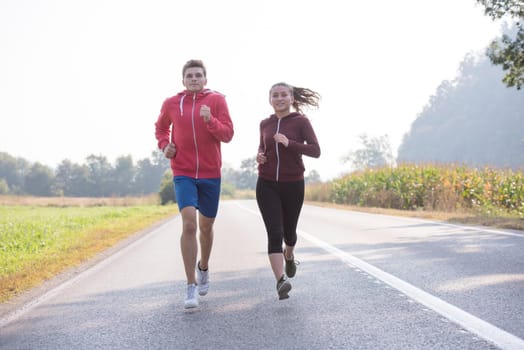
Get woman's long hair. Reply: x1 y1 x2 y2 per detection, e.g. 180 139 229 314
270 82 321 114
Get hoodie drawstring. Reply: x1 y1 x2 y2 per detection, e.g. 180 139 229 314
179 95 186 116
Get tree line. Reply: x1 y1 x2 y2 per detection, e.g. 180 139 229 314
0 151 170 197
397 51 524 168
0 151 323 198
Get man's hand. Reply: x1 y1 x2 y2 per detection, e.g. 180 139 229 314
200 105 211 123
163 143 176 159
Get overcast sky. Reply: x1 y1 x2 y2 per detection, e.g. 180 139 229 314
0 0 503 180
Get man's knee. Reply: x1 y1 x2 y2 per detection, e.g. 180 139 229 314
181 207 198 234
182 222 197 237
199 215 214 234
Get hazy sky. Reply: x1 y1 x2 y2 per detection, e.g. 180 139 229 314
0 0 503 180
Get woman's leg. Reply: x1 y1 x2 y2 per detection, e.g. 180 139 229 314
281 180 305 256
256 178 285 280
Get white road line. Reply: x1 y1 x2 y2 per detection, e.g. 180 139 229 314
299 230 524 350
236 201 524 350
338 207 524 238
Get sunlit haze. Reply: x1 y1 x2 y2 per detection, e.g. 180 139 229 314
0 0 503 180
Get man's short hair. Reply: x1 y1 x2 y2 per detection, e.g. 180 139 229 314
183 59 206 78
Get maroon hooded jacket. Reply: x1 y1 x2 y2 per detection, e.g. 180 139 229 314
258 112 320 182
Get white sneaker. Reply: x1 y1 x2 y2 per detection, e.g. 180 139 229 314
184 283 199 309
196 262 209 296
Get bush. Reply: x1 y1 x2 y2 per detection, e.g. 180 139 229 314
305 182 332 202
0 179 9 195
221 182 236 197
158 171 175 205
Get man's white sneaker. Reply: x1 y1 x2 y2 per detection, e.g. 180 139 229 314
196 262 209 296
184 283 199 309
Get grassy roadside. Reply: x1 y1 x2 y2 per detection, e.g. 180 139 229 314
306 201 524 231
0 196 177 303
226 190 524 231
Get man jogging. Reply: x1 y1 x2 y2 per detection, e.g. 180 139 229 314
155 59 234 309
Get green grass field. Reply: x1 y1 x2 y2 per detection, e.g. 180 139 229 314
0 202 177 302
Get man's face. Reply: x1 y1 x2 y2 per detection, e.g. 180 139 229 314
183 67 207 92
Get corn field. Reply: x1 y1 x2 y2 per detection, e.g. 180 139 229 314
312 164 524 217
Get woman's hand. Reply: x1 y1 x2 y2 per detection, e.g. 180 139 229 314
257 152 267 164
273 133 289 147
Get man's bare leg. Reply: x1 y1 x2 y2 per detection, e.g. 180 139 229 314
198 213 215 270
180 206 198 284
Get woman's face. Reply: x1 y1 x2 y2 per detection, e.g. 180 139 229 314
269 85 293 113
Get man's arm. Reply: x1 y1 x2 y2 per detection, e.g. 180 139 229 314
154 99 172 151
206 97 234 143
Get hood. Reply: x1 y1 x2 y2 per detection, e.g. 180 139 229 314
176 89 225 116
269 112 301 120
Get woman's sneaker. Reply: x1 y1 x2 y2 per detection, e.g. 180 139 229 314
184 283 199 309
276 275 292 300
284 253 299 278
196 261 209 296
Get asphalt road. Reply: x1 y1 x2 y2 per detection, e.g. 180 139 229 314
1 200 523 350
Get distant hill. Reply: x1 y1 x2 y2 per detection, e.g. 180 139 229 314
397 53 524 170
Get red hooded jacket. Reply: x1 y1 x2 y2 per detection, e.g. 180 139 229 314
155 89 234 179
258 112 320 182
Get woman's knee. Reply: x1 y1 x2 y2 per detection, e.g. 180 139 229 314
268 235 283 254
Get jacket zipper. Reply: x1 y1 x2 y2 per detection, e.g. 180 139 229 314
191 94 199 178
275 118 281 181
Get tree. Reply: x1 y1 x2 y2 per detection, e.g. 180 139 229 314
112 155 135 196
68 163 91 197
237 156 258 190
158 170 175 205
85 154 113 196
134 158 154 194
54 159 72 196
397 52 524 168
24 163 54 196
0 178 9 194
0 152 29 194
477 0 524 89
342 134 394 171
305 169 321 184
54 159 92 197
134 150 170 195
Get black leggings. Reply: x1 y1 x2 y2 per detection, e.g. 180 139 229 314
256 177 304 254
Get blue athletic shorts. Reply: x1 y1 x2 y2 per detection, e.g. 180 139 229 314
173 176 221 218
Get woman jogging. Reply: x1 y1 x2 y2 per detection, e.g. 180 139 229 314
256 82 321 300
